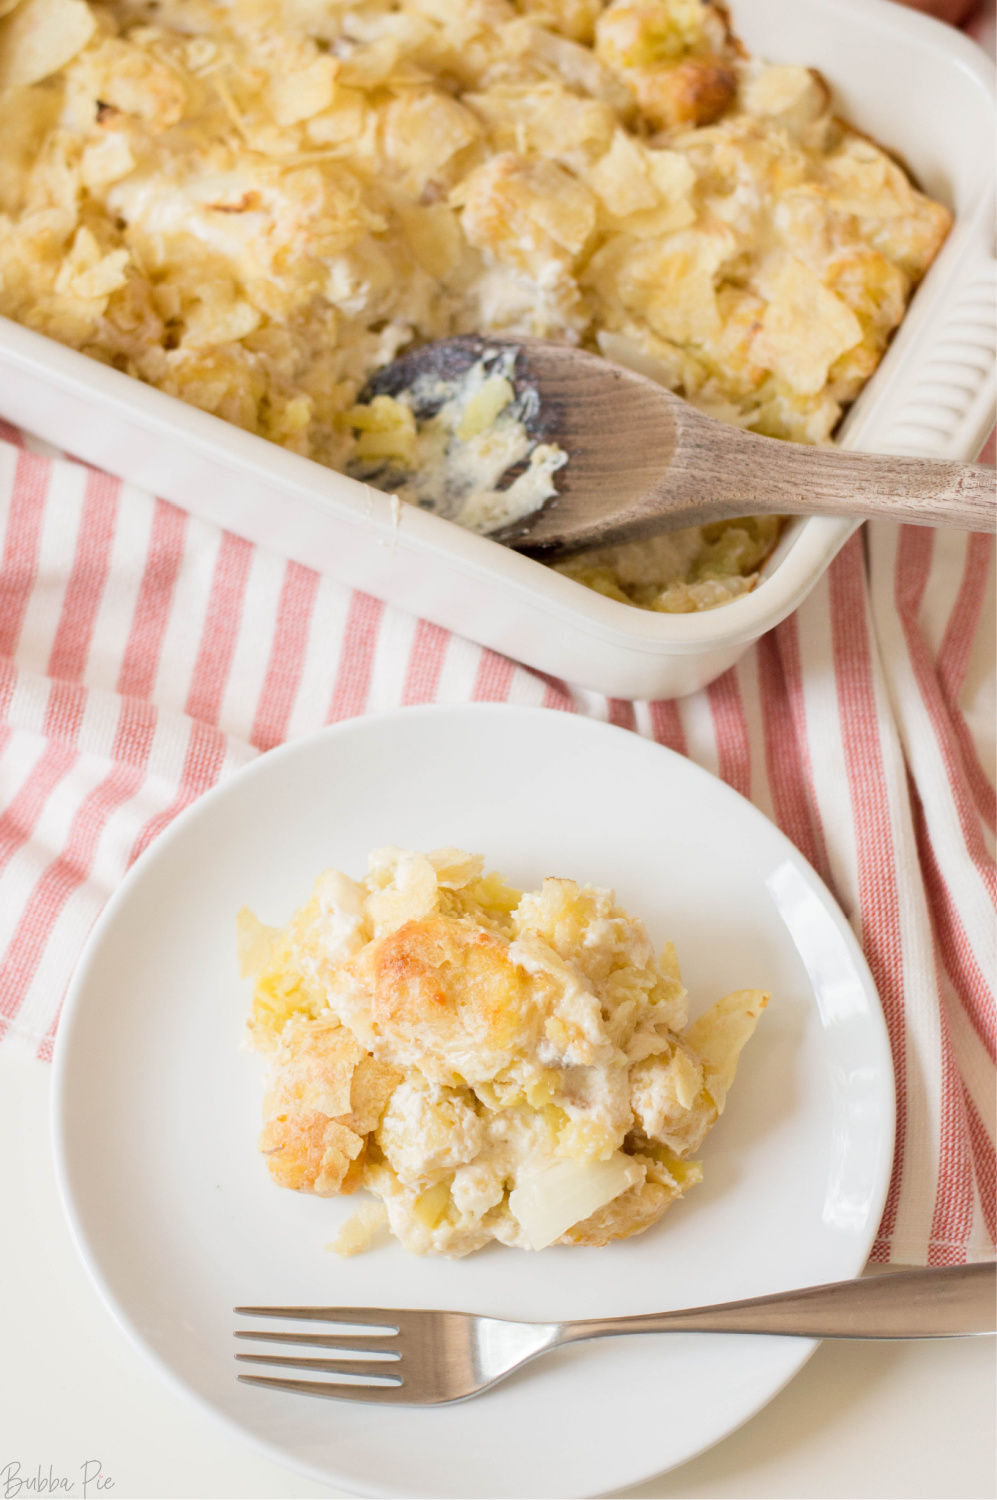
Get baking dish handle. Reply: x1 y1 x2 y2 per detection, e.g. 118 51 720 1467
859 252 997 462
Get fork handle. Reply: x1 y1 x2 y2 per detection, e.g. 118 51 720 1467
554 1264 995 1345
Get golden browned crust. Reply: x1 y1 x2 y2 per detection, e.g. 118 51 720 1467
352 915 535 1061
632 58 737 129
259 1017 400 1195
594 0 738 130
259 1112 365 1196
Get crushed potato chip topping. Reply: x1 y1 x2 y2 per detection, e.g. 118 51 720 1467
0 0 950 609
242 845 768 1256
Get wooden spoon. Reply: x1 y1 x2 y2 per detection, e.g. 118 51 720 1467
363 336 995 557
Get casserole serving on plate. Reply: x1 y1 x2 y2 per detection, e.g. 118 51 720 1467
0 0 993 697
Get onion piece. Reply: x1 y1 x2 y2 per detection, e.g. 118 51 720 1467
509 1152 643 1251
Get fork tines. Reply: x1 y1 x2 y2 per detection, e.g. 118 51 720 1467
234 1305 406 1403
234 1305 400 1327
236 1374 404 1400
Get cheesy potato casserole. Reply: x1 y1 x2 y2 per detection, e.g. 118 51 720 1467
0 0 951 609
240 845 767 1255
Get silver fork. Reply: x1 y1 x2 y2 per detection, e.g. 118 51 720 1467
235 1262 995 1406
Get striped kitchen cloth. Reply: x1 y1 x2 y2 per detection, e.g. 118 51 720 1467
0 421 993 1267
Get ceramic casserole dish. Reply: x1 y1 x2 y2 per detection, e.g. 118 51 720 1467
0 0 993 699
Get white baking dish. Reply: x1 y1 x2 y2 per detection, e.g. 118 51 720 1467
0 0 993 700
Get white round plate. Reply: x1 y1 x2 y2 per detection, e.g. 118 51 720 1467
53 705 894 1499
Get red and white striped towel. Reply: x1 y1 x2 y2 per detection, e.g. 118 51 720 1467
0 417 993 1266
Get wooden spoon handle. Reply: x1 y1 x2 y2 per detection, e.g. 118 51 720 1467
670 420 996 533
733 443 994 531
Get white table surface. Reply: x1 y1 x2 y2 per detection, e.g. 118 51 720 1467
2 1050 994 1500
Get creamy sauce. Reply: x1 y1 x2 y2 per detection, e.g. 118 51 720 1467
347 350 568 535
